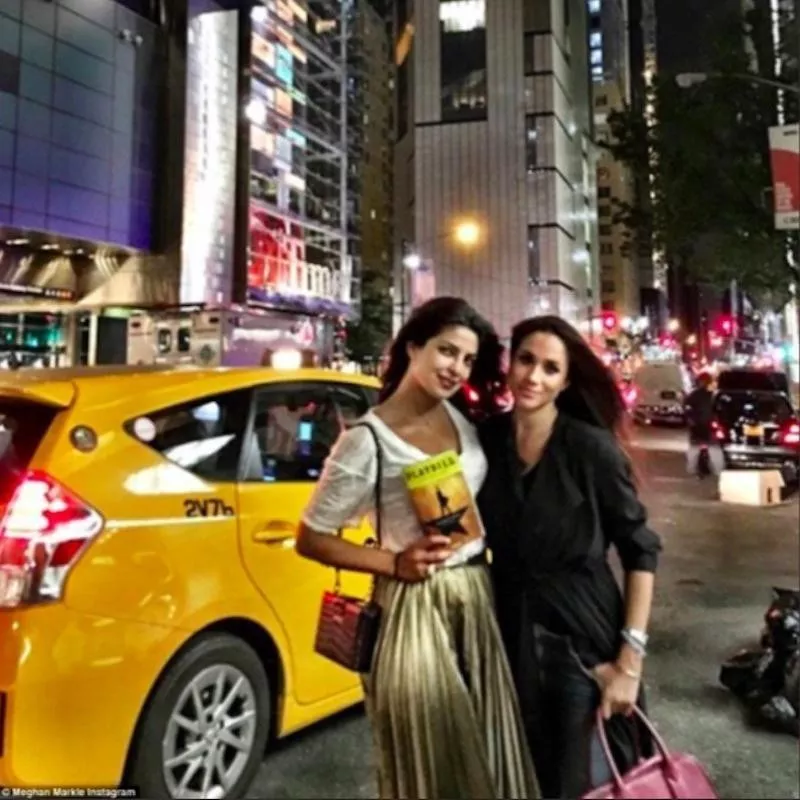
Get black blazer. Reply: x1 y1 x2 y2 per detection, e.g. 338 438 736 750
478 412 662 668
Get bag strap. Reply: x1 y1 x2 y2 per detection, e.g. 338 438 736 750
594 706 673 791
332 420 383 594
351 421 382 544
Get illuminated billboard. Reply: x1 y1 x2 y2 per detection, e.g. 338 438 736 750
246 1 352 316
180 8 238 306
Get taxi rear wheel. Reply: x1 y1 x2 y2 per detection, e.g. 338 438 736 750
128 632 271 800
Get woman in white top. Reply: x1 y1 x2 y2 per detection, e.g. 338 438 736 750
297 297 540 800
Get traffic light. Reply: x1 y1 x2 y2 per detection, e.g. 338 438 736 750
717 315 734 336
602 312 617 333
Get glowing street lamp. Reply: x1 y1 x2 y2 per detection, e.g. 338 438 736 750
402 252 422 270
402 218 483 270
453 219 481 248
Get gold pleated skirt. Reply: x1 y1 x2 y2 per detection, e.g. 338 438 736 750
362 562 540 800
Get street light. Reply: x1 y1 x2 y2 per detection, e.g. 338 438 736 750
398 219 483 325
453 219 481 247
675 72 800 95
403 217 484 267
402 252 422 270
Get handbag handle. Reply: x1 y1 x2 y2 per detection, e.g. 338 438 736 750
594 706 680 795
332 421 383 594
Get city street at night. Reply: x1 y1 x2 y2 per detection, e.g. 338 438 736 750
0 0 799 797
249 425 800 800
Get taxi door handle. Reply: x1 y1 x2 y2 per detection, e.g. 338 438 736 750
253 520 296 544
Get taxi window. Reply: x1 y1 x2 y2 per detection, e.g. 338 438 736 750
242 383 371 483
126 389 251 481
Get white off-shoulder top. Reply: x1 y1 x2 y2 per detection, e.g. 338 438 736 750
301 400 488 566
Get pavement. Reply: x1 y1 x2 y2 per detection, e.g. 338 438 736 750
249 426 799 800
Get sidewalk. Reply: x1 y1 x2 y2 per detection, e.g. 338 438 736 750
635 451 798 800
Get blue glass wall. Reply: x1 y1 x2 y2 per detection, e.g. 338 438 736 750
0 0 160 250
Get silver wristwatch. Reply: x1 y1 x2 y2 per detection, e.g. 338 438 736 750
623 627 649 647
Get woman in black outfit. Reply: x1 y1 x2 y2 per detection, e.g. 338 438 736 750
478 316 663 798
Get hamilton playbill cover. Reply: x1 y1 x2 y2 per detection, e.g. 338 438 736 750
402 450 485 558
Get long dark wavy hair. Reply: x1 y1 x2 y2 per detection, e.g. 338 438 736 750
380 296 504 419
510 315 628 437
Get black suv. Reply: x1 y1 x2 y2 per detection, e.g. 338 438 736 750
717 369 791 396
711 390 799 484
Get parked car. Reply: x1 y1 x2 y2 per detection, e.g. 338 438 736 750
0 365 380 799
711 389 800 484
632 362 693 425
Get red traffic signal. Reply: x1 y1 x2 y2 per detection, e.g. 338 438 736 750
602 312 617 332
717 315 734 336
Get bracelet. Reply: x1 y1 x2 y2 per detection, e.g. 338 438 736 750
620 628 648 657
622 626 649 648
614 662 642 680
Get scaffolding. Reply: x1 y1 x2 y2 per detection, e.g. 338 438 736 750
247 1 355 315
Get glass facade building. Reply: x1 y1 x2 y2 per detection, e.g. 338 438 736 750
0 0 160 250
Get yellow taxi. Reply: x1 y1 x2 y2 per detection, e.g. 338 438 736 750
0 365 379 799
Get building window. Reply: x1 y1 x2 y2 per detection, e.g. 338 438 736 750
588 0 601 12
440 0 488 122
592 65 603 80
598 203 611 217
527 226 541 282
599 225 612 236
598 186 611 198
590 49 603 66
600 243 613 255
602 280 616 294
590 31 602 49
523 33 535 74
525 115 541 171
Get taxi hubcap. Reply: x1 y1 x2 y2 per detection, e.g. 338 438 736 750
162 664 257 799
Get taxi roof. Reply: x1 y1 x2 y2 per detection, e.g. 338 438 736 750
0 365 380 410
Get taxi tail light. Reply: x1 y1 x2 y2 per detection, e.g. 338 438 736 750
780 420 800 446
0 471 103 609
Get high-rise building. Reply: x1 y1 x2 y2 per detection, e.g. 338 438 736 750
589 0 640 321
0 0 170 366
393 0 597 339
626 0 669 329
346 0 394 320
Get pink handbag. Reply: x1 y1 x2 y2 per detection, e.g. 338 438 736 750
583 707 719 799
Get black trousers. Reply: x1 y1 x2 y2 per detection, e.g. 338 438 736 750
519 625 614 799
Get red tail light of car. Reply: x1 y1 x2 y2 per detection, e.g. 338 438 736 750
0 471 103 609
780 420 800 446
711 420 728 441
